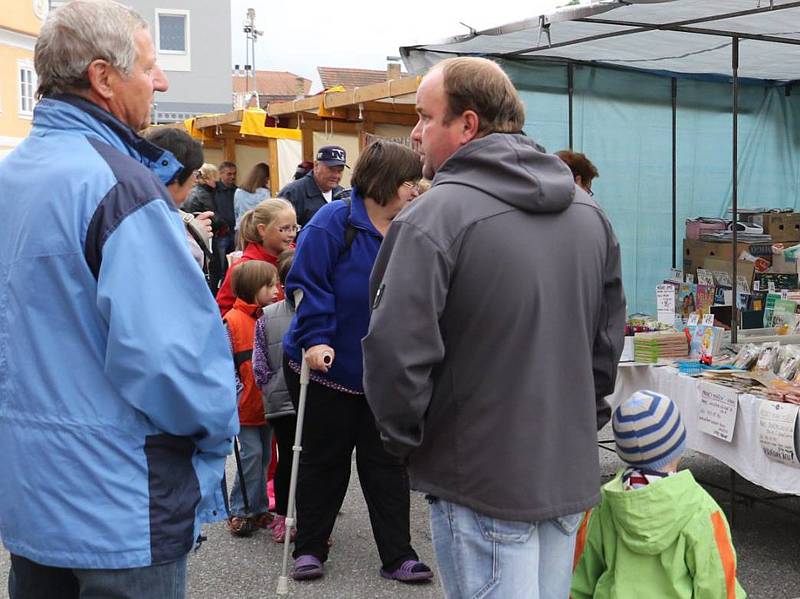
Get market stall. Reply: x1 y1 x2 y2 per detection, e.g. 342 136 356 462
400 0 800 499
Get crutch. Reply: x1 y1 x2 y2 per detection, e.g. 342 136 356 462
277 291 332 594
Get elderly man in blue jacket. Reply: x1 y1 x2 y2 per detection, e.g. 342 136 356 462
278 145 347 227
0 2 238 597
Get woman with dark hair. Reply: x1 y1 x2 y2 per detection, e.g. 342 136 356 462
234 162 270 230
282 140 432 583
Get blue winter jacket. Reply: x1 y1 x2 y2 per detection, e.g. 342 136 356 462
283 190 382 392
0 95 239 569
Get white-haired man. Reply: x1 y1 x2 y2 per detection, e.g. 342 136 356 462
0 1 238 596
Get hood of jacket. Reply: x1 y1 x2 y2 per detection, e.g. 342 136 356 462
602 470 704 555
432 132 575 214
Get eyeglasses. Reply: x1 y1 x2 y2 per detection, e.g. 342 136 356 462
402 181 421 193
277 225 299 234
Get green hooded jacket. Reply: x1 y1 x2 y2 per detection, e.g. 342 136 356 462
571 469 746 599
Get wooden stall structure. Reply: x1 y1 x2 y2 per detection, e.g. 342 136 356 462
183 75 420 192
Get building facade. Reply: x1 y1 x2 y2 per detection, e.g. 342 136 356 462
127 0 233 123
0 0 47 159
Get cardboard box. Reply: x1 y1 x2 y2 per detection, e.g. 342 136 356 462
770 253 800 275
760 213 800 242
683 239 752 275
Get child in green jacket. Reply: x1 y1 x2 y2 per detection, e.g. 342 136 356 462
571 390 746 599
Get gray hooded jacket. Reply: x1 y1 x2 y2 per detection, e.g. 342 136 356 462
363 132 625 522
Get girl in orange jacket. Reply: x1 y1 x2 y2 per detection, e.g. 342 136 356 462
224 259 279 536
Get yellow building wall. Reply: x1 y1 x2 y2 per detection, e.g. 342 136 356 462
5 0 43 36
0 45 35 141
1 0 44 156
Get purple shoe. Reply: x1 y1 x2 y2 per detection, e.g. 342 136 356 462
380 559 434 583
292 555 323 581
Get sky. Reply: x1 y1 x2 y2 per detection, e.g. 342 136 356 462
229 0 582 93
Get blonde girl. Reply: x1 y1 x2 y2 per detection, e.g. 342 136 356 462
216 198 297 316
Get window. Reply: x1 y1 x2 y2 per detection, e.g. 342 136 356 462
155 9 191 71
158 13 186 53
18 60 37 118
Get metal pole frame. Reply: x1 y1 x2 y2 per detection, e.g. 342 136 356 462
732 37 740 344
568 63 574 149
672 77 677 269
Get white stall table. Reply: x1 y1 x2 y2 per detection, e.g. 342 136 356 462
607 364 800 496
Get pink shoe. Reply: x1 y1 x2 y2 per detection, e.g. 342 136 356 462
271 515 289 543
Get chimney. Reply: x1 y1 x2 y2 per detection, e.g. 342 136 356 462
295 76 306 99
387 62 401 81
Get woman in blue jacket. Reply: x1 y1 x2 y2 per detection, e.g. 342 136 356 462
282 140 432 583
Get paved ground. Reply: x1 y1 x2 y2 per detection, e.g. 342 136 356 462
2 425 800 598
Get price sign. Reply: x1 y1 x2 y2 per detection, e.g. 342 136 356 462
697 382 739 443
758 401 800 467
702 313 715 325
656 284 677 326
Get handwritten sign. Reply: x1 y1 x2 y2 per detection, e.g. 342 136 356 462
754 280 761 292
702 313 715 326
758 401 800 467
656 284 676 326
686 273 695 284
669 268 684 283
687 313 699 326
697 383 739 443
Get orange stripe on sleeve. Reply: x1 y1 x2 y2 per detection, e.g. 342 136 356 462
711 510 737 599
572 509 592 572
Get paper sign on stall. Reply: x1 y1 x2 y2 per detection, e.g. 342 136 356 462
697 382 738 442
656 284 676 326
758 401 800 467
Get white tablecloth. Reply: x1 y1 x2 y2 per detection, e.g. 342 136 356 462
607 364 800 495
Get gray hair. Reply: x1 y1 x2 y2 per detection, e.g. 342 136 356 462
35 0 148 98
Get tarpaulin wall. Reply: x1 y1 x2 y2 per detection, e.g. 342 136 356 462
500 60 800 315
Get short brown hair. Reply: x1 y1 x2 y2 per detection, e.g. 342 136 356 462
436 57 525 136
555 150 599 183
277 249 295 287
350 140 422 206
231 260 277 304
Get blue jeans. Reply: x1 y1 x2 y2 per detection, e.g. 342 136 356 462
429 497 582 599
229 424 272 517
8 553 187 599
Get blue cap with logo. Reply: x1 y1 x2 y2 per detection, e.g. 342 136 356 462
316 145 347 167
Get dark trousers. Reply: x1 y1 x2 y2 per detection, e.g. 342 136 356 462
268 414 297 516
209 232 234 292
8 553 187 599
283 358 417 570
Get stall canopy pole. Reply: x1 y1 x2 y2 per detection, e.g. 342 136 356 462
731 37 740 344
567 63 574 149
672 77 677 269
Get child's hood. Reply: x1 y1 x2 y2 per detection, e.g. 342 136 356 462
602 469 703 554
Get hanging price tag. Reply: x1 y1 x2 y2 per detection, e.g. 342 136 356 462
687 313 700 326
753 280 761 292
702 313 715 325
769 281 776 293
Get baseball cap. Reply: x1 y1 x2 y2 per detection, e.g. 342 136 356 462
316 145 347 167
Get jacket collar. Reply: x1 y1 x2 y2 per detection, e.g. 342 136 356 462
233 297 262 318
349 187 382 238
242 242 278 263
34 94 182 186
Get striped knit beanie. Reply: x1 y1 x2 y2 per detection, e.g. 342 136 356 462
612 390 687 471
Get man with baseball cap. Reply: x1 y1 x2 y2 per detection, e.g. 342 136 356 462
279 145 347 227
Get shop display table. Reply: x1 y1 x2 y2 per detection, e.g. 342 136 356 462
607 364 800 496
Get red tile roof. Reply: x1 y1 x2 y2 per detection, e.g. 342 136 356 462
317 66 409 90
232 70 311 99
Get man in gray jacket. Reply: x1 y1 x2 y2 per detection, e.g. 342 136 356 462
362 57 625 599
